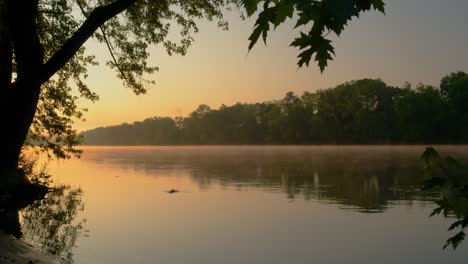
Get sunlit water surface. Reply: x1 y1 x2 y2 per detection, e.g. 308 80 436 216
19 146 468 263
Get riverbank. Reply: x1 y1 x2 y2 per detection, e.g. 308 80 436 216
0 176 52 263
0 230 55 264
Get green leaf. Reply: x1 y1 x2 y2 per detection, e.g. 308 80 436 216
297 48 314 67
248 25 263 50
448 220 463 231
421 147 440 166
444 231 465 250
242 0 261 16
262 22 270 44
430 206 443 217
247 6 275 50
274 1 294 28
314 38 335 72
431 199 452 217
295 13 311 28
291 32 334 72
369 0 386 14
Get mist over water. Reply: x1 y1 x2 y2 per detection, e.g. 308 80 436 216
20 146 468 263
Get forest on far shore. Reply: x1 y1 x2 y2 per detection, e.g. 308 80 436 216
81 72 468 145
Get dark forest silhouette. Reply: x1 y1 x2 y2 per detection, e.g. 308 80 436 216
82 72 468 146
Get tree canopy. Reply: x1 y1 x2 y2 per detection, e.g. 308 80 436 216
16 0 237 159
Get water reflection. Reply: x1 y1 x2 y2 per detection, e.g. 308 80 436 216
80 146 465 212
34 146 468 264
20 185 85 264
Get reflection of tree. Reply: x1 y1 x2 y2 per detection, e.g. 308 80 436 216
20 185 85 264
84 147 456 212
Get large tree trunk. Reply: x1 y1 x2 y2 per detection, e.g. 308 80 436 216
0 0 16 173
0 0 43 181
0 0 11 88
0 84 41 171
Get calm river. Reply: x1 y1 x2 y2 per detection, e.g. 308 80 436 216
20 146 468 263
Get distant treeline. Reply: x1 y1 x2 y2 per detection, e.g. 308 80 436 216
82 72 468 145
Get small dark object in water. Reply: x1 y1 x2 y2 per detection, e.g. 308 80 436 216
168 189 178 194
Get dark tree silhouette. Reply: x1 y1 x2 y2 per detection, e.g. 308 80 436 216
82 73 468 146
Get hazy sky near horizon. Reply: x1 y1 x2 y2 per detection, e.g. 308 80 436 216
76 0 468 131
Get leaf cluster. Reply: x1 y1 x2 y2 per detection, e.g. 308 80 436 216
240 0 385 71
421 147 468 249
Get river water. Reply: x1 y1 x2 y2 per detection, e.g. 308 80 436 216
19 146 468 263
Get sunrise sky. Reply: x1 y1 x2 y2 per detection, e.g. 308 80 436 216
75 0 468 131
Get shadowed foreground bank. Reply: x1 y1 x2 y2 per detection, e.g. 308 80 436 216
0 182 53 263
0 230 56 264
0 163 83 264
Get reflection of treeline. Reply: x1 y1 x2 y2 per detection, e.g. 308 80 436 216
84 146 452 212
181 149 438 212
82 72 468 145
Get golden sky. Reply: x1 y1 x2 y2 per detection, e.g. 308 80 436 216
75 0 468 131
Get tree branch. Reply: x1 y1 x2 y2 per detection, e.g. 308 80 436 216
40 0 138 84
75 0 134 90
